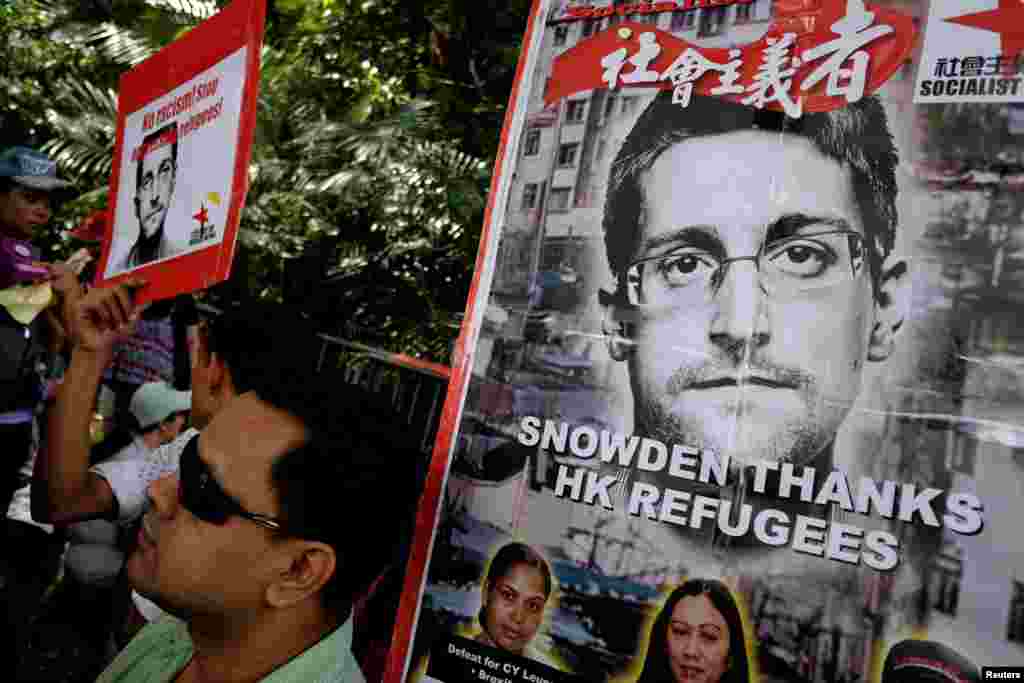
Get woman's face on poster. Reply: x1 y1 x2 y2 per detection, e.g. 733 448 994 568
665 594 731 683
482 561 548 655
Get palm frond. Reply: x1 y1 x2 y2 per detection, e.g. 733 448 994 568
144 0 217 20
86 22 161 65
316 168 377 195
39 72 119 183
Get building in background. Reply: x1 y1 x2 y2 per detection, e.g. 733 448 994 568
493 0 774 303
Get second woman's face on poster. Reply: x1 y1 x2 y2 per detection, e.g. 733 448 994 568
665 594 731 683
483 561 548 654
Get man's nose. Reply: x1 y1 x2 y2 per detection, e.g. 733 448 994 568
708 258 770 356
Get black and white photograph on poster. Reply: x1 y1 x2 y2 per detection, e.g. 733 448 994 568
105 46 248 277
913 0 1024 104
396 0 1024 680
895 100 1024 670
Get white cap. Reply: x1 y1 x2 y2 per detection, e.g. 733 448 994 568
129 382 191 431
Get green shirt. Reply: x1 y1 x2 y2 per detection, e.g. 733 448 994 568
96 616 366 683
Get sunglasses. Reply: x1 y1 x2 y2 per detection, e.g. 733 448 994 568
178 434 288 533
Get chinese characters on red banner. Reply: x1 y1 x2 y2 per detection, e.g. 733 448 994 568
549 0 916 116
598 0 893 117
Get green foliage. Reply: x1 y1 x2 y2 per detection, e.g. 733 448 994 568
1 0 532 363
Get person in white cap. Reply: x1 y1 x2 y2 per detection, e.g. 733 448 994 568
57 382 189 654
65 381 191 586
126 381 191 443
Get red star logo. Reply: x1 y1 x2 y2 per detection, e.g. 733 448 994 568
946 0 1024 61
192 204 209 227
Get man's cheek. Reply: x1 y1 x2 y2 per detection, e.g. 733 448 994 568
634 315 708 354
631 337 696 395
789 301 868 392
780 295 866 349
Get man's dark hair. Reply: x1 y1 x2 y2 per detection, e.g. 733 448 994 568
0 177 17 195
200 303 420 618
270 381 422 620
135 123 179 191
603 93 899 294
637 578 750 683
199 303 420 618
201 301 322 415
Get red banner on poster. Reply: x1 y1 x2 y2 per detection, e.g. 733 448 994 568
545 0 916 115
95 0 266 305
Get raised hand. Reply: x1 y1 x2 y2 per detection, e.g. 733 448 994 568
68 280 146 357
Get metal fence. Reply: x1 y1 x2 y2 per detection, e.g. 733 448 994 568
314 334 450 455
198 303 451 454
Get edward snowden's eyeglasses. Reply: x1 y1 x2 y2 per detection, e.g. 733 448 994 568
178 434 288 533
622 229 866 308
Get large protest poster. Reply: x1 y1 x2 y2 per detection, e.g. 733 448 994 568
388 0 1024 682
95 0 265 305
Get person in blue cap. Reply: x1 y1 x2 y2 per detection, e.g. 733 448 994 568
0 145 79 505
0 145 82 676
0 146 72 236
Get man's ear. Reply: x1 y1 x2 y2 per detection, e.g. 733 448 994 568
599 287 633 362
868 255 909 362
266 541 337 609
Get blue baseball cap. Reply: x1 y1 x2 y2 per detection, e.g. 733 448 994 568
0 146 71 191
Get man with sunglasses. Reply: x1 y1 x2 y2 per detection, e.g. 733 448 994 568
37 283 415 680
97 391 406 682
34 290 318 526
597 93 908 562
35 290 291 599
35 295 317 528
